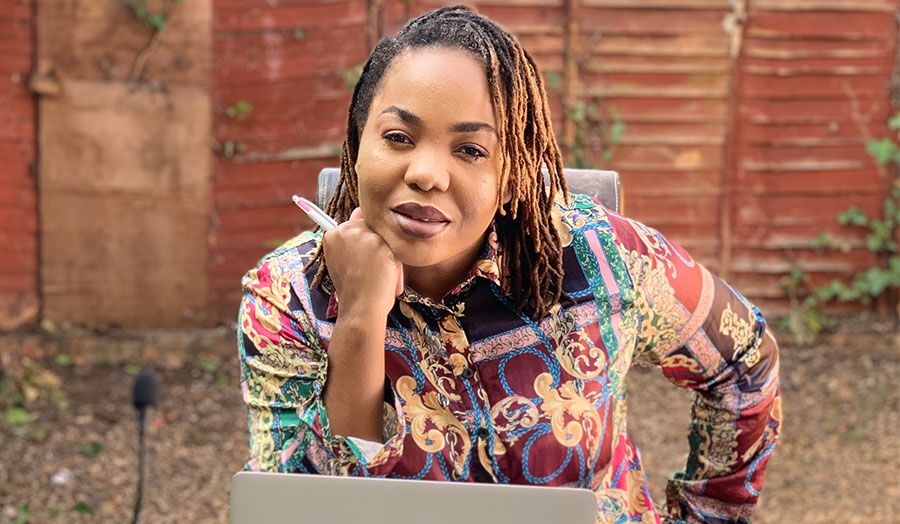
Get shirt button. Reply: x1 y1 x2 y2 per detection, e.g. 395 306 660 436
460 368 475 380
477 427 490 439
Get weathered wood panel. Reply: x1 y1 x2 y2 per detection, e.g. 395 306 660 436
37 0 212 328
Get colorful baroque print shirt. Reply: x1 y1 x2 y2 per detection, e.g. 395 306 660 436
238 194 781 524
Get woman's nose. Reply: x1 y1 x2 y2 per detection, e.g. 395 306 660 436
403 150 450 192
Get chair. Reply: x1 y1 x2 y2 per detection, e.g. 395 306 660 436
316 167 622 213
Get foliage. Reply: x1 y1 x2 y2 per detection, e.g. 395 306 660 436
782 113 900 342
568 101 626 168
126 0 183 30
1 358 68 412
779 267 836 345
543 71 562 91
341 65 364 92
4 407 36 428
13 504 28 524
79 441 103 457
226 100 253 121
73 502 93 516
222 140 245 158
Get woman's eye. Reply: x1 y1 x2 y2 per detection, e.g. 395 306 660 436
459 145 487 159
383 132 411 144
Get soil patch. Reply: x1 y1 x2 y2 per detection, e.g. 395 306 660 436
1 320 897 523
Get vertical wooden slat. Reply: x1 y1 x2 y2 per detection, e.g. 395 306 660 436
717 0 748 280
562 0 580 156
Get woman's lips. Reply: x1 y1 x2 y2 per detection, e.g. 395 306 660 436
391 204 450 239
393 202 449 222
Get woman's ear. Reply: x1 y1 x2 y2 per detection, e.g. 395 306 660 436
501 176 512 205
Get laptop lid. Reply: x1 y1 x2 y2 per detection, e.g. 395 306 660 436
230 472 597 524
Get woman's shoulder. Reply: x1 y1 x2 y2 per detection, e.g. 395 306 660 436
243 230 323 288
552 192 614 237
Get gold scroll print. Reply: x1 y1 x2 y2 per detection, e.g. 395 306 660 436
718 303 757 359
490 395 540 447
546 304 607 380
534 373 602 456
551 204 575 247
474 229 502 280
400 302 461 402
620 249 682 364
691 395 742 478
395 375 472 478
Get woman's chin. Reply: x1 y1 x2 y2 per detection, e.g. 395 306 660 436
392 245 443 269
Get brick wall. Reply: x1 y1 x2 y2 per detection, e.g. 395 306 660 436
0 0 38 329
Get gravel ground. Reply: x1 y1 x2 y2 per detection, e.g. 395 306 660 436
0 319 897 523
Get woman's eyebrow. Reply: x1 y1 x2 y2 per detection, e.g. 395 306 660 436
380 105 421 125
451 121 497 135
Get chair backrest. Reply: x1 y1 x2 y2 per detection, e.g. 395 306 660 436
316 167 621 213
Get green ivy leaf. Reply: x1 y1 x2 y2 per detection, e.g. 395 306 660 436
888 113 900 131
13 504 28 524
544 71 562 91
73 502 93 516
79 441 103 457
866 137 898 166
4 407 36 427
145 13 167 30
811 232 832 252
610 120 626 146
226 100 253 121
836 206 868 227
199 358 219 373
341 65 364 92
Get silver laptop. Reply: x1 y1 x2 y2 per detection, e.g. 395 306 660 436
230 472 597 524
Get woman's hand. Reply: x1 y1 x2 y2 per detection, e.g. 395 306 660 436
321 207 402 441
323 207 404 322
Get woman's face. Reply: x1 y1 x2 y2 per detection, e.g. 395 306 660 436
355 46 502 286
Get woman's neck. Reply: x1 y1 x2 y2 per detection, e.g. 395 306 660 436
402 233 487 302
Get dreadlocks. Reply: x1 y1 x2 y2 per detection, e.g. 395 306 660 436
308 4 569 320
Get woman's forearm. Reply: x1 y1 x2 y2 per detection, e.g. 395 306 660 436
323 311 387 442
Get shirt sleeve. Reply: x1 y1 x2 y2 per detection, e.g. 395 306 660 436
237 255 407 476
609 212 782 524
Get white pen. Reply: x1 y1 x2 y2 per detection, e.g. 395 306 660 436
292 195 339 231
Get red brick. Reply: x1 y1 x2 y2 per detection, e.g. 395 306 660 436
0 207 36 231
0 0 32 20
0 183 37 206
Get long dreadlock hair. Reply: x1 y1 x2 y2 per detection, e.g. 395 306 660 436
308 4 569 320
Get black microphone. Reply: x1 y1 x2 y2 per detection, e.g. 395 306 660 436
132 370 159 524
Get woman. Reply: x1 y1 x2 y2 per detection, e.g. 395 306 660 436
238 6 781 523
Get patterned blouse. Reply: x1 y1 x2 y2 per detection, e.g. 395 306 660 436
238 193 781 524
